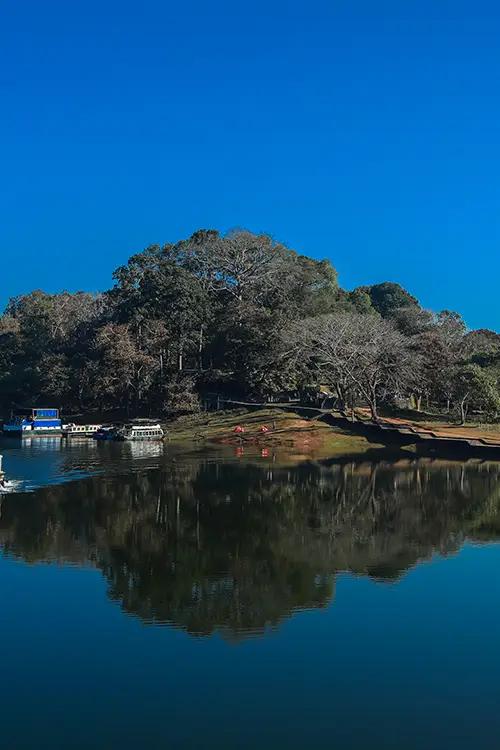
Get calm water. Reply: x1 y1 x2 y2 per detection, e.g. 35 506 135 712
1 437 500 749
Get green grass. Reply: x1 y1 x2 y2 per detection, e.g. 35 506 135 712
166 407 384 457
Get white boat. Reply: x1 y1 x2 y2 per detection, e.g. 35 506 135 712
117 424 164 441
62 423 102 438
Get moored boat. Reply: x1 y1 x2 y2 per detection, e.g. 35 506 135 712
116 424 164 441
3 408 63 437
62 423 102 438
93 425 121 441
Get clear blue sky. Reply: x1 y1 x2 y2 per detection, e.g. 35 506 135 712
2 0 499 330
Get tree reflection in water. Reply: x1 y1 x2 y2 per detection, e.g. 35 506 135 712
1 456 500 638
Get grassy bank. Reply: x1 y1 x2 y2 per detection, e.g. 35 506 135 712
167 407 384 458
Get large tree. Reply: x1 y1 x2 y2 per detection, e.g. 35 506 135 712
449 364 500 424
357 282 419 318
287 311 416 419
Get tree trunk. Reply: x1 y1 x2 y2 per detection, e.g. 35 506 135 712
459 399 467 425
198 326 204 370
335 383 349 414
369 384 379 421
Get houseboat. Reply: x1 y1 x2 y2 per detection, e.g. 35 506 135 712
62 423 102 438
116 424 164 441
3 408 63 437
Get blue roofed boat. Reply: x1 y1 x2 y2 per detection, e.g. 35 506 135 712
3 408 63 437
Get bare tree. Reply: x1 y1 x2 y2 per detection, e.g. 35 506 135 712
208 230 289 305
93 323 157 412
287 312 416 419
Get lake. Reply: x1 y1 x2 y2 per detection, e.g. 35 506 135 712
1 437 500 749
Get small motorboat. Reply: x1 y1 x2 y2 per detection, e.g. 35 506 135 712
0 454 12 491
93 425 121 441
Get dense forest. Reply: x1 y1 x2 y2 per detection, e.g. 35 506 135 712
1 228 499 422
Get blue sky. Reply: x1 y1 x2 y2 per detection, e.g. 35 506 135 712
1 0 499 329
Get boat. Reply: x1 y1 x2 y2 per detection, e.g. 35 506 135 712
116 423 164 441
62 423 102 438
93 425 121 441
2 408 63 437
0 453 6 486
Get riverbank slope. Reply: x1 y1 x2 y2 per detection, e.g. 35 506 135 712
167 407 385 458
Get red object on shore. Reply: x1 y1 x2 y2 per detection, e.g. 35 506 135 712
234 425 245 434
259 425 270 433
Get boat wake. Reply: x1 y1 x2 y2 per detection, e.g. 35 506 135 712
0 479 26 494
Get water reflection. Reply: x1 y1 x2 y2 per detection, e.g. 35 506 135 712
0 436 168 490
1 456 500 638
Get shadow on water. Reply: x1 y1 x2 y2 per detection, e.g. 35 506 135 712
1 451 500 639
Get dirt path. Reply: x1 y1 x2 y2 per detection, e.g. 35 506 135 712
355 410 500 446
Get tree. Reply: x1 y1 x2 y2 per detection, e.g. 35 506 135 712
449 364 500 424
464 329 500 358
0 226 497 422
0 291 102 409
287 311 416 419
109 246 213 372
275 256 338 318
207 229 289 307
358 282 419 318
162 374 200 415
92 323 157 412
